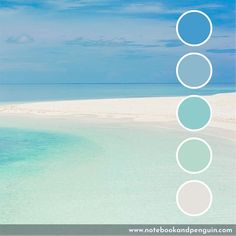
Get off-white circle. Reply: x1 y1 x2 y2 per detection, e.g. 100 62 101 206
176 180 213 216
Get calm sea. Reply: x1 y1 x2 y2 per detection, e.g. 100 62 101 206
0 83 235 103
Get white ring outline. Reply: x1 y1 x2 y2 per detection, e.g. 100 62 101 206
176 52 213 89
176 95 212 132
176 137 213 174
176 180 213 216
176 10 213 47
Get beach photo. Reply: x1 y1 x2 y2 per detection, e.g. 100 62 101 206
0 0 235 225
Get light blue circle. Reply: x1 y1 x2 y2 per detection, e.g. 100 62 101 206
177 54 212 88
177 11 211 45
178 96 211 130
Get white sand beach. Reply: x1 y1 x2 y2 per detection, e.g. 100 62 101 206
0 93 235 130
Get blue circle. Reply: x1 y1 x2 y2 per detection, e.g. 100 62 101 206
178 12 211 45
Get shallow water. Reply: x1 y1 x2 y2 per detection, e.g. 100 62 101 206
0 119 235 224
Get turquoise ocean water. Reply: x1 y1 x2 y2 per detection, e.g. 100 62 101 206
0 83 235 103
0 84 235 224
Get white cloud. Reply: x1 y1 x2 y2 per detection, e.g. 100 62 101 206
119 3 223 14
45 0 108 10
65 37 161 48
6 34 34 44
121 3 167 14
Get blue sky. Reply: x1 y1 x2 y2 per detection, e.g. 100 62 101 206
0 0 235 84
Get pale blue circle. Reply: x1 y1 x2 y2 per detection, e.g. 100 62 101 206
178 97 211 130
178 12 211 45
177 54 211 88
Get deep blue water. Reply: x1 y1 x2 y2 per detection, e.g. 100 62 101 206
0 83 235 103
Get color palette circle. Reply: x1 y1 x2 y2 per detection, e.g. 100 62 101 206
176 138 212 174
176 53 212 89
177 95 212 131
176 180 212 216
176 10 213 46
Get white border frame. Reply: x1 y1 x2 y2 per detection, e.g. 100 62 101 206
176 52 213 89
176 137 213 174
176 95 212 132
176 10 213 47
176 180 213 216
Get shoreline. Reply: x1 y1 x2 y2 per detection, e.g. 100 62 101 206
0 93 235 130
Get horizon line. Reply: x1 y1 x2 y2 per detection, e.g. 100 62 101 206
0 82 235 85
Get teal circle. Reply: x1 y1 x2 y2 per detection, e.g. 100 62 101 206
177 54 212 88
177 96 211 130
177 139 211 173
